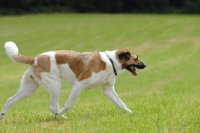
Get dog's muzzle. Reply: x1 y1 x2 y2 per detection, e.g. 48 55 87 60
133 62 146 69
125 62 146 76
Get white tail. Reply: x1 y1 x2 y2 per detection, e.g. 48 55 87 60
4 41 34 65
4 41 19 62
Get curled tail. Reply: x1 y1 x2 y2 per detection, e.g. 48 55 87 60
4 42 34 65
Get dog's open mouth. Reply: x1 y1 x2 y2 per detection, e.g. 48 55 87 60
125 65 137 76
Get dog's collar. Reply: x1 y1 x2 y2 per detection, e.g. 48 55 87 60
105 52 117 76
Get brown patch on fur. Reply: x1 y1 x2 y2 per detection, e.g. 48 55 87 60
13 54 34 65
32 55 50 79
55 51 106 81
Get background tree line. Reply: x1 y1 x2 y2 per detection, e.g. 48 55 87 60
0 0 200 15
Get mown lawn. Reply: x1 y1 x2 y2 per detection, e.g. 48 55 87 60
0 14 200 133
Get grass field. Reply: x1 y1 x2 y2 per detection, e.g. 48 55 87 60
0 14 200 133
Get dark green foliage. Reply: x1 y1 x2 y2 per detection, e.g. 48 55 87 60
0 0 200 14
183 0 200 13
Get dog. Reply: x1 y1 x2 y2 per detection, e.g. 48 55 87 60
0 41 146 120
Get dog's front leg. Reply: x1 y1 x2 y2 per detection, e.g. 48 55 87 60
102 85 132 113
55 84 83 119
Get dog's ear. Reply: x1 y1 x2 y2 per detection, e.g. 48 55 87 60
118 51 131 60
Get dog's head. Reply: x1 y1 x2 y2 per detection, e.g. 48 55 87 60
117 50 146 76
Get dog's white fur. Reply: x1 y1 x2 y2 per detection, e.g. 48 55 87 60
0 42 137 120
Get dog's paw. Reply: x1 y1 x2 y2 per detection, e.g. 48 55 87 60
126 109 133 113
55 113 67 119
61 115 67 119
55 113 61 119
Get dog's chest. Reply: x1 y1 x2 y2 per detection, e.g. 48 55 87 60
77 70 116 89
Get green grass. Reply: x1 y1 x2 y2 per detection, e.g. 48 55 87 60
0 14 200 133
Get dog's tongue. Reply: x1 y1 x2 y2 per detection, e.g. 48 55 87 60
131 67 137 76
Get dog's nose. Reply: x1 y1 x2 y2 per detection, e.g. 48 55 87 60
143 63 146 68
136 62 146 69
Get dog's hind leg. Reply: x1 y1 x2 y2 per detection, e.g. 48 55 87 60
0 70 39 120
47 82 61 115
49 88 60 115
40 74 61 115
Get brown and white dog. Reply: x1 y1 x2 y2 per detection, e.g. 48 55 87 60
0 41 146 120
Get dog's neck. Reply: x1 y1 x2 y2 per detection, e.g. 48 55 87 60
105 52 117 76
105 50 125 75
